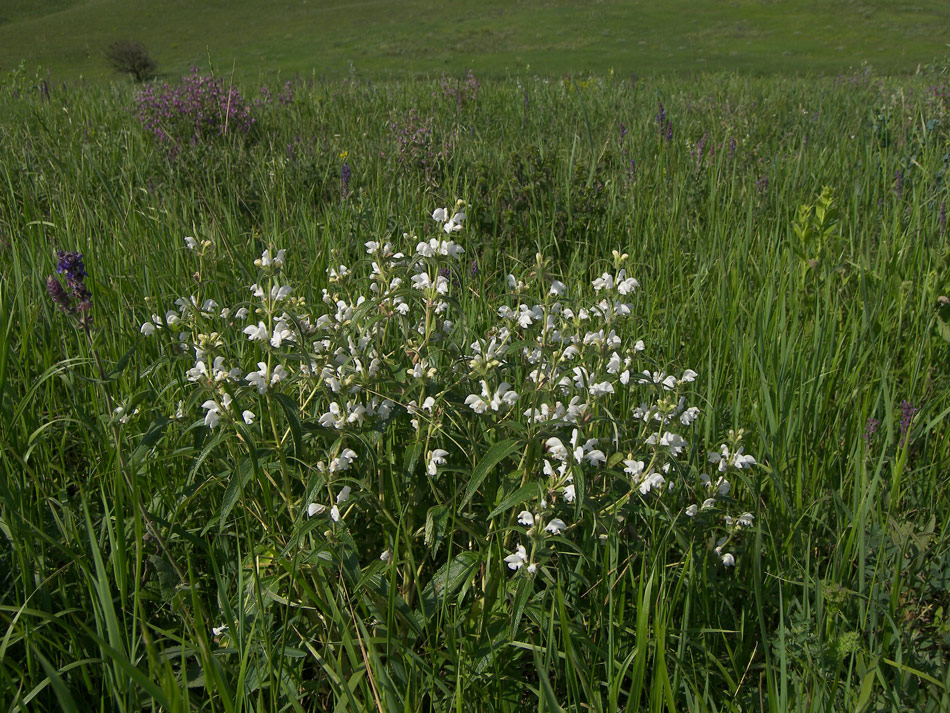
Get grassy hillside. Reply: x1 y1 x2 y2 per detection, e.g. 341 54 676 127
2 0 950 82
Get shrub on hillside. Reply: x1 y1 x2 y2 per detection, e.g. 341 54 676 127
105 40 157 82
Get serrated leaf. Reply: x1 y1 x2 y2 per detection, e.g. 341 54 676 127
460 438 521 511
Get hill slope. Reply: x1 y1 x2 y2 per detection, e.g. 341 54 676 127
1 0 949 82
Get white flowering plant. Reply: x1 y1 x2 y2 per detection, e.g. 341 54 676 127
137 201 760 659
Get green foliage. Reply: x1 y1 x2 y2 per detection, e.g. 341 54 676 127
2 1 950 82
0 69 949 711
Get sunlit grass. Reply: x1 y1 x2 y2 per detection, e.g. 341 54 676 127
0 67 949 711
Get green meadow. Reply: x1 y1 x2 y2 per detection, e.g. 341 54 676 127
2 0 950 81
1 4 950 712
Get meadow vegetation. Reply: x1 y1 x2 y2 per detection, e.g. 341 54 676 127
1 61 949 711
2 0 950 82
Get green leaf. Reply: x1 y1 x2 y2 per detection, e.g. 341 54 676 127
130 415 170 468
273 392 304 458
424 504 450 555
488 481 542 520
936 314 950 343
419 551 479 619
460 438 521 511
218 459 255 532
148 554 179 601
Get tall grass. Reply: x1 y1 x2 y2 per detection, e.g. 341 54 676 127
1 66 949 711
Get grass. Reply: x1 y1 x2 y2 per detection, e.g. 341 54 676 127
1 63 950 711
2 0 950 82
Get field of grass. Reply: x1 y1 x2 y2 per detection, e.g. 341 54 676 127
1 61 950 711
2 0 950 82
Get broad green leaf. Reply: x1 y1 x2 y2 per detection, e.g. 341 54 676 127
460 438 521 511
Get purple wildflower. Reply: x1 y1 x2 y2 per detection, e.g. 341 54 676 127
47 276 72 312
899 400 917 448
618 121 627 146
56 250 91 306
863 417 879 447
48 250 92 326
134 68 255 155
341 163 351 199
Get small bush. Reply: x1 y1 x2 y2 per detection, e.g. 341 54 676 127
105 40 157 82
134 68 255 155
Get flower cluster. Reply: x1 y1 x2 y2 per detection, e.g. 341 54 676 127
135 68 255 153
140 201 760 590
47 250 92 325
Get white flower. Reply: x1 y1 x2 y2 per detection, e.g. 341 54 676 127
185 236 198 250
592 272 614 292
234 307 249 319
659 431 687 457
464 394 489 414
201 400 221 429
517 511 535 527
243 322 269 342
733 449 757 469
246 363 269 394
504 544 528 570
242 410 256 425
617 276 639 294
411 273 433 290
562 483 576 503
336 486 352 504
623 459 645 477
544 518 567 535
140 322 157 335
583 449 606 466
443 212 465 233
212 624 228 636
427 449 449 476
549 280 567 296
545 437 569 461
638 472 666 495
589 381 614 397
307 503 326 517
720 553 735 567
685 504 698 517
432 207 448 222
271 364 288 385
330 505 341 522
380 549 392 562
737 512 754 527
680 407 700 426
